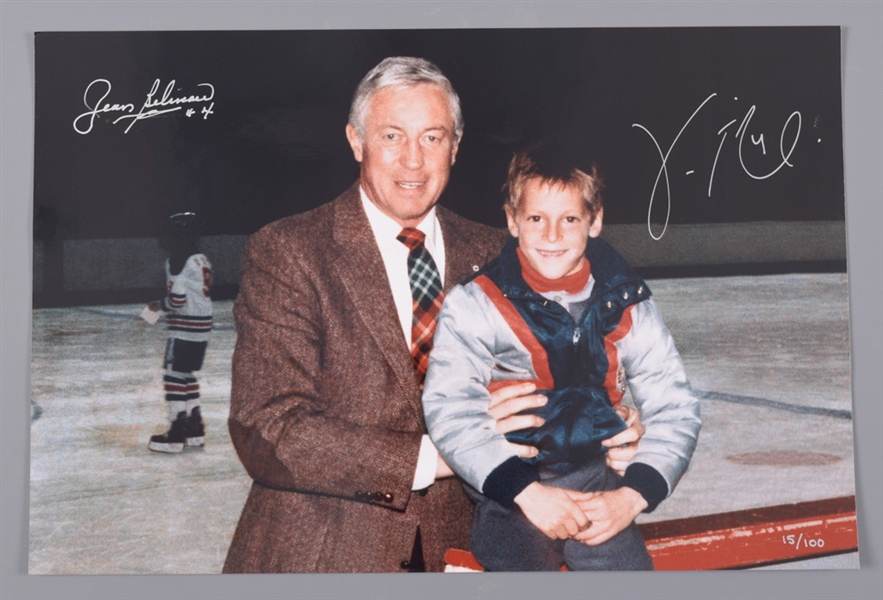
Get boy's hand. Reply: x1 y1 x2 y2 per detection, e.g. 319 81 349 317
602 405 644 476
514 482 590 540
488 382 545 459
571 487 648 545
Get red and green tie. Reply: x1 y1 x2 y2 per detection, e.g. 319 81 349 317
397 227 444 386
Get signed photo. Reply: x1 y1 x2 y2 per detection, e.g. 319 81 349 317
30 27 857 574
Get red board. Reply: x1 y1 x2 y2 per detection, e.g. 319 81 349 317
444 496 857 571
640 495 857 570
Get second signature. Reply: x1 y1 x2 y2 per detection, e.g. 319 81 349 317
633 93 802 240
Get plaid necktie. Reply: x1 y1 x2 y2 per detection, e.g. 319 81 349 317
397 227 444 385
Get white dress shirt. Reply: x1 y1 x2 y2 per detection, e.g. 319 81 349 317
359 187 443 490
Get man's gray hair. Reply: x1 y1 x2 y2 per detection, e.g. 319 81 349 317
349 57 464 141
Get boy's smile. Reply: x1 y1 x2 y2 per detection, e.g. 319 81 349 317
506 177 603 281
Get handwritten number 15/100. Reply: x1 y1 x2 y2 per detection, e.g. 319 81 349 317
782 534 825 549
633 93 802 240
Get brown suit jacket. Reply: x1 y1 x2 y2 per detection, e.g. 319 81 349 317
223 183 506 572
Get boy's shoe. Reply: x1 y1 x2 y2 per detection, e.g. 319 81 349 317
148 411 188 453
186 406 205 447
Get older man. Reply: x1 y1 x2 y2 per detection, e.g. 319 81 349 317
223 57 642 573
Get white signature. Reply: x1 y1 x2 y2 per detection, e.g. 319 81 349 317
633 93 802 240
73 79 215 135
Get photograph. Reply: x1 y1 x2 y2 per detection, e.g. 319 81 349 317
27 25 859 576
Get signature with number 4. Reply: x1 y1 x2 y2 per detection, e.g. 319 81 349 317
73 78 215 135
633 93 803 240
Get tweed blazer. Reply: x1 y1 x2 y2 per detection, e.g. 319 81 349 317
223 183 506 573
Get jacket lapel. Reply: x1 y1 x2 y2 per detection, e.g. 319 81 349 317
438 206 485 292
329 185 422 407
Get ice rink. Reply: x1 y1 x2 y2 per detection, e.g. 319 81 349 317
28 273 859 574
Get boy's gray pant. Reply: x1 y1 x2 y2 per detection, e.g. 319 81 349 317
467 456 654 571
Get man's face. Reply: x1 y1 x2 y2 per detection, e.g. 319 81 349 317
506 177 603 280
346 84 460 228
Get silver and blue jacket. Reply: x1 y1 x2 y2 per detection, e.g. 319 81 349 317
423 236 701 510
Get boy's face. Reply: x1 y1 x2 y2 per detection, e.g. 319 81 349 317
505 177 602 280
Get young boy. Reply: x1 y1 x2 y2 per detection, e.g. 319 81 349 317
145 212 213 453
422 148 701 571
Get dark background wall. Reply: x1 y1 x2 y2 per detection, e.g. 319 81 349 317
32 27 845 306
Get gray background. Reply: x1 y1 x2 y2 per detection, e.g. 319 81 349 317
2 1 881 599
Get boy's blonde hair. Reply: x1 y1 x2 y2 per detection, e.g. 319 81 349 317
503 149 604 221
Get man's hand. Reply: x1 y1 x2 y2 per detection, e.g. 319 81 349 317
488 382 545 459
434 454 455 479
514 482 590 540
602 405 645 476
571 487 648 546
432 382 545 480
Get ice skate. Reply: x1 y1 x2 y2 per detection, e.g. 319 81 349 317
186 406 205 447
148 411 188 453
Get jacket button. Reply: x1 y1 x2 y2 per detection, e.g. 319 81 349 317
400 560 411 570
623 292 629 300
384 492 394 503
417 488 428 497
372 492 384 502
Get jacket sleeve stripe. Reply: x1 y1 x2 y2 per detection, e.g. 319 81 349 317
603 304 634 406
473 275 555 389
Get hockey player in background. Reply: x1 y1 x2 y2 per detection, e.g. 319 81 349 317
144 212 213 453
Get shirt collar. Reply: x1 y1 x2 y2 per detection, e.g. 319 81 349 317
359 185 440 250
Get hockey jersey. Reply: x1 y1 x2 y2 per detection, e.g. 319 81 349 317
160 253 213 342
